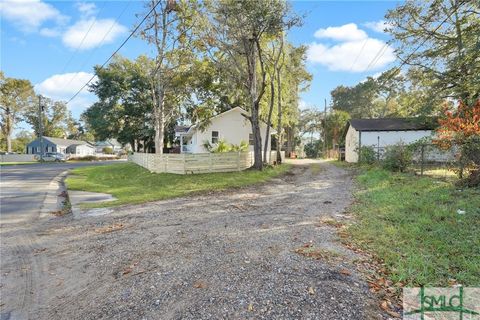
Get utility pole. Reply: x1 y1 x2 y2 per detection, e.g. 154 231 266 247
38 96 44 160
323 98 327 158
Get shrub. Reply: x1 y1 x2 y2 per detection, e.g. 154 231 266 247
382 142 412 172
304 140 321 158
230 141 248 152
357 146 376 165
102 146 114 154
458 135 480 187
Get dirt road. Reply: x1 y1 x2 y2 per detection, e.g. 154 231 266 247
0 160 383 319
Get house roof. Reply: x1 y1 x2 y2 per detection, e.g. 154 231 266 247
348 118 436 132
95 139 122 147
42 136 90 147
174 125 191 133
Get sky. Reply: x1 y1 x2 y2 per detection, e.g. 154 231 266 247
0 0 402 132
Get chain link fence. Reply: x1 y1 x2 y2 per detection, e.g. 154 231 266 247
363 143 460 180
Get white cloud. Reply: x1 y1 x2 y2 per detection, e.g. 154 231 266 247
364 20 390 33
0 0 68 32
314 23 367 42
35 72 96 100
39 27 60 37
308 23 395 72
35 72 97 112
62 18 127 50
76 2 97 17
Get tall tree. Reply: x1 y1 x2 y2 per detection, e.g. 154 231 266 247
24 96 75 138
386 0 480 103
207 0 300 169
86 55 154 151
0 72 35 152
137 0 201 154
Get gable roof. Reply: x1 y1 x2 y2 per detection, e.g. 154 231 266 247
43 136 90 147
95 139 122 147
348 118 436 132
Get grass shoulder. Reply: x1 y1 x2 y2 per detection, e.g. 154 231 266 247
66 162 291 208
347 166 479 287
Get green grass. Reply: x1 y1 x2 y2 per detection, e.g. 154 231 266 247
66 162 291 208
348 167 480 286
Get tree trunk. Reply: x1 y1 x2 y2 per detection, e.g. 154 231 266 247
154 88 165 154
276 67 282 164
6 133 12 153
263 74 275 164
247 38 262 170
285 126 293 156
6 111 12 153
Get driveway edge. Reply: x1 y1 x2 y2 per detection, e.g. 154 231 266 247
39 170 71 219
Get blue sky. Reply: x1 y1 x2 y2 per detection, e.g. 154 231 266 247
1 0 401 131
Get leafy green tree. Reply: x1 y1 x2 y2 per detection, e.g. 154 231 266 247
331 78 377 118
0 72 35 152
207 0 300 169
85 55 153 151
11 130 35 153
323 110 350 149
24 95 74 138
386 0 480 103
137 0 202 154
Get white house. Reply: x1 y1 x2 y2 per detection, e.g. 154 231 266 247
66 143 96 156
95 139 123 154
26 136 95 156
175 107 276 155
345 118 435 163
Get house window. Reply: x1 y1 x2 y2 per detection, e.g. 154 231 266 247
249 134 254 145
211 131 219 144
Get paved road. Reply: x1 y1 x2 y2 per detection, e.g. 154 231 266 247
0 161 123 225
1 160 126 320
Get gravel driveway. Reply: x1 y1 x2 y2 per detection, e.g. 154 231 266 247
1 159 383 319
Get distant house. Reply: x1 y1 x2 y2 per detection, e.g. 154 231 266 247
95 139 123 154
26 136 95 156
174 107 276 155
345 118 435 163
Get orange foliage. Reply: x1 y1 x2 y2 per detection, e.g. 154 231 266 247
434 99 480 148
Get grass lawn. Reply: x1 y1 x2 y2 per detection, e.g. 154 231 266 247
348 167 480 286
66 162 291 208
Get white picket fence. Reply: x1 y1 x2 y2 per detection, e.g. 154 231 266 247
129 151 284 174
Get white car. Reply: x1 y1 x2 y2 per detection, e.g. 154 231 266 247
40 152 67 162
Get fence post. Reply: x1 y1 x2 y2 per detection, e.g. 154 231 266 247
420 144 425 176
237 151 241 171
209 152 213 173
377 136 380 161
183 153 186 174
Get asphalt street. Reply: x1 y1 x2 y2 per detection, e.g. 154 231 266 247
0 161 123 225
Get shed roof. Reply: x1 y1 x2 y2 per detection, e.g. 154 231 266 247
349 118 435 132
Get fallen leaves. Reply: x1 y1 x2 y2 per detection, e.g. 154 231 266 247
308 287 315 295
339 268 351 276
95 223 125 234
294 245 340 261
247 303 254 312
315 217 344 228
193 280 207 289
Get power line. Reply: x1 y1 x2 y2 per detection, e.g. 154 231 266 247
377 0 466 86
66 0 159 105
63 1 131 92
59 1 108 76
